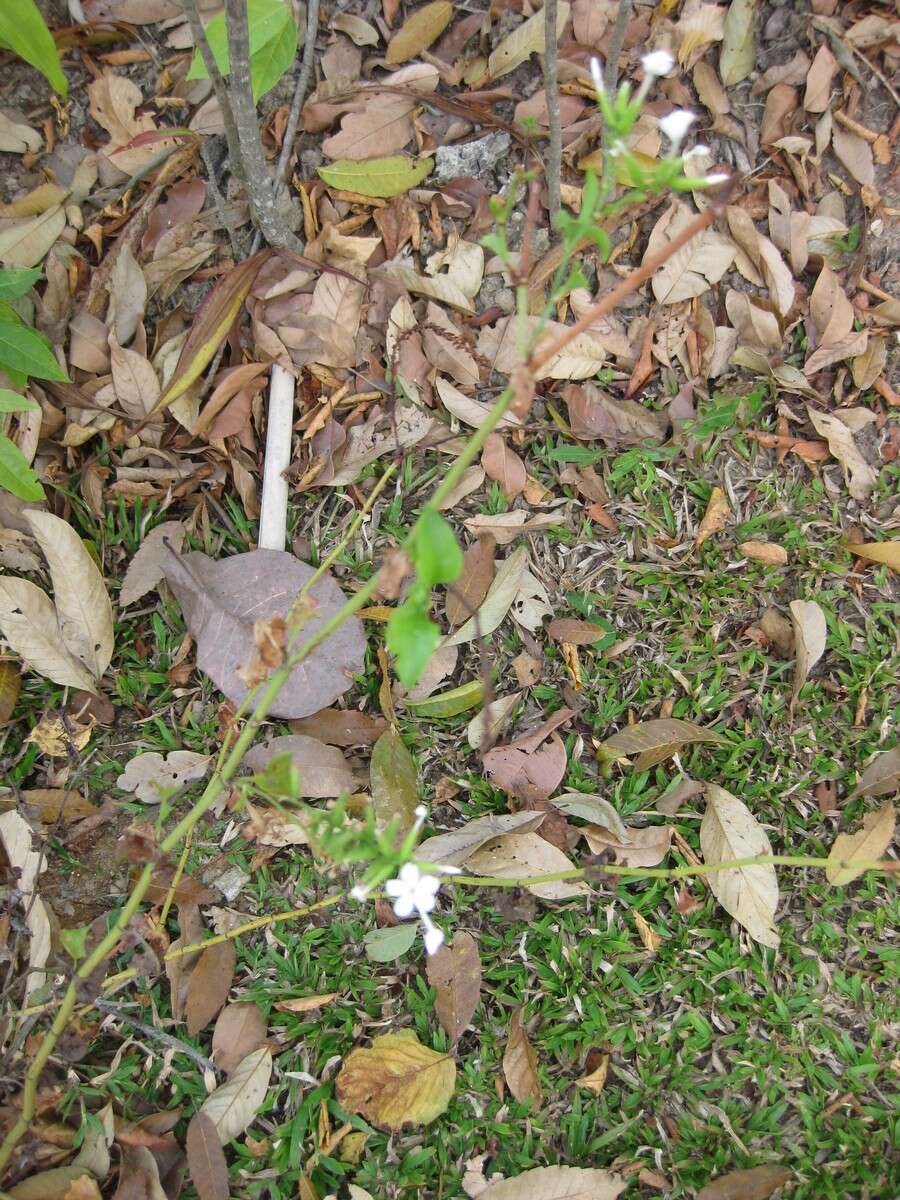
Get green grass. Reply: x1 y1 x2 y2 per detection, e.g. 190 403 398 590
3 409 898 1200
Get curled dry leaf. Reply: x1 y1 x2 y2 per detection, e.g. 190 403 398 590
549 793 628 841
825 801 895 886
700 783 779 948
599 718 728 771
200 1047 273 1144
445 545 528 646
417 810 546 866
788 599 827 717
502 1007 542 1107
695 487 730 548
806 408 878 502
583 823 673 868
467 691 522 751
162 548 366 718
119 520 186 607
336 1031 456 1130
738 540 788 565
426 930 482 1043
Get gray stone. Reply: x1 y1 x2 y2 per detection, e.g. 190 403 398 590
433 132 512 184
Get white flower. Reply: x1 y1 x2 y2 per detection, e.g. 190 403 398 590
683 144 711 166
589 56 606 97
641 50 675 78
385 863 445 954
659 109 696 155
704 172 730 185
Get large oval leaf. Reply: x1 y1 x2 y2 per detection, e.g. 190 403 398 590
318 156 434 198
700 784 779 949
199 1047 272 1144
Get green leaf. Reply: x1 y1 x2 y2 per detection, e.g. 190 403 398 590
0 434 45 502
0 389 39 414
0 321 68 382
187 0 296 100
410 509 463 588
405 680 484 719
317 156 434 199
0 0 67 96
60 925 89 962
369 726 420 838
0 268 42 300
386 592 441 690
363 922 418 962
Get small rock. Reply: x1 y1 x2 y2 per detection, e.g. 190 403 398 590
433 132 511 184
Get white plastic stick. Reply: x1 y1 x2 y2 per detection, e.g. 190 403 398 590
258 362 294 551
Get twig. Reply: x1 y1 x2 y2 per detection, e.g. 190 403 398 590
200 136 240 259
225 0 303 251
543 0 562 226
604 0 633 94
181 0 243 179
275 0 320 197
94 999 217 1073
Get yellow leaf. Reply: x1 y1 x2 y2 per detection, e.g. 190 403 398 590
633 910 663 953
847 540 900 572
318 156 434 199
386 1 453 65
696 486 730 547
336 1031 455 1129
825 801 895 886
575 1055 609 1094
738 540 788 565
488 4 570 81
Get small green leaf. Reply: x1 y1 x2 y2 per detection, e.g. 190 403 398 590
318 156 434 199
405 680 484 719
0 268 42 300
363 922 418 962
0 0 67 96
370 726 420 838
0 434 45 501
187 0 296 99
0 389 39 414
60 925 89 962
410 509 463 588
386 592 440 690
0 320 68 382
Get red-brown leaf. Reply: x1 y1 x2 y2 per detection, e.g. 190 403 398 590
186 1113 229 1200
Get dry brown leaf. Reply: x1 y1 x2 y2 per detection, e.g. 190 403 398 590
806 408 877 502
211 1002 268 1075
583 823 672 868
645 202 735 304
738 540 788 565
186 1113 229 1200
575 1055 609 1094
386 1 453 64
446 534 496 628
546 618 608 645
695 486 730 548
848 748 900 802
488 5 570 80
200 1048 272 1144
633 910 664 953
119 521 186 607
116 749 211 803
336 1032 455 1130
572 0 615 48
466 832 589 901
243 734 357 798
274 992 339 1014
562 381 667 444
322 98 415 161
288 708 387 747
697 1166 792 1200
701 783 779 947
0 577 98 693
426 931 482 1043
479 315 610 381
832 126 875 186
0 810 50 1001
417 809 544 866
825 801 895 886
480 1166 626 1200
804 44 838 112
788 598 827 717
502 1007 542 1107
481 434 526 500
676 3 727 65
88 71 174 174
185 940 236 1036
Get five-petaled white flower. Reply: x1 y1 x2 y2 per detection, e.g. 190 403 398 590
659 109 696 154
385 863 445 954
641 50 675 78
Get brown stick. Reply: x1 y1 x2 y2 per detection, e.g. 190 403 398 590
529 202 722 372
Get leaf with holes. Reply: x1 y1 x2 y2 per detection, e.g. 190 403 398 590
336 1031 455 1129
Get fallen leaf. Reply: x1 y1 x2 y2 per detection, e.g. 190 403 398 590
273 993 339 1014
186 1113 229 1200
363 922 418 962
371 726 419 837
575 1056 609 1095
162 548 366 717
119 520 186 606
211 1002 268 1075
0 577 98 693
825 801 895 886
386 1 453 65
185 940 236 1036
0 810 50 1000
7 1170 99 1200
549 792 628 841
322 98 415 161
0 206 67 269
847 541 899 572
200 1047 273 1144
503 1007 542 1106
656 777 705 816
546 619 609 645
318 156 435 199
426 931 481 1042
336 1031 455 1129
804 44 838 113
480 1166 626 1200
445 545 528 646
243 734 357 797
634 910 663 952
116 750 211 804
26 511 114 682
695 487 730 548
417 810 545 866
488 4 570 80
599 718 727 770
848 747 900 801
481 434 526 499
466 832 589 900
738 540 788 565
483 735 567 804
462 510 563 544
832 126 874 186
696 1166 793 1200
700 783 779 948
466 692 522 751
583 823 672 868
719 0 756 86
446 535 496 628
788 598 827 717
645 201 735 304
288 707 387 746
